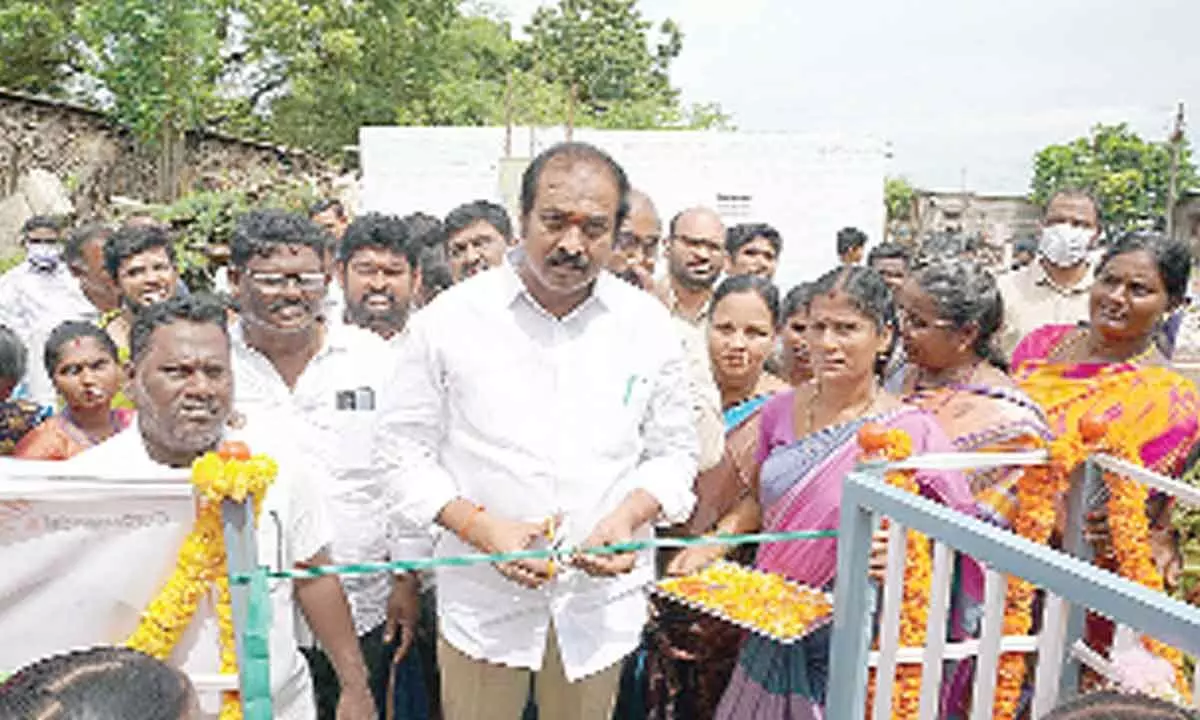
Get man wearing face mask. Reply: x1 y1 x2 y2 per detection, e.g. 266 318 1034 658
997 189 1101 359
0 216 96 405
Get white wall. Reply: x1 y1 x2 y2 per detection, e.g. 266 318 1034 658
360 126 887 291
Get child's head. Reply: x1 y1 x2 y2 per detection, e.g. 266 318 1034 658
1044 690 1198 720
43 321 122 413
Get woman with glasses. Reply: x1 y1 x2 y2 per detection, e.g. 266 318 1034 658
895 258 1050 716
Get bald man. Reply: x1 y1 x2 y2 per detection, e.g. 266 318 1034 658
655 207 725 324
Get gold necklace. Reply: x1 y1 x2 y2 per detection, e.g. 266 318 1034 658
1059 326 1157 366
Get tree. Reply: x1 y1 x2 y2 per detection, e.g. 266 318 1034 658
0 1 80 94
884 176 918 244
1030 123 1198 239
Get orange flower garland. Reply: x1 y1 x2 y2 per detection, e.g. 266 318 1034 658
991 431 1082 719
127 442 276 720
1097 424 1190 701
859 424 928 719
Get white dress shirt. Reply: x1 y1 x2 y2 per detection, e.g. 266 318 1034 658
231 320 431 636
0 261 96 405
68 415 329 719
381 255 698 681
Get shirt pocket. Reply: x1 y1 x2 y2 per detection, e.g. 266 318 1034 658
327 410 378 472
586 369 654 460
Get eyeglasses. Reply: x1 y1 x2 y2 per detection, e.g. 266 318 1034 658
247 271 326 291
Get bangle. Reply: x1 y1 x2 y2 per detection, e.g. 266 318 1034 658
459 504 485 545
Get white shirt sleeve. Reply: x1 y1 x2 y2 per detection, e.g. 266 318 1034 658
379 313 459 530
284 462 334 566
623 329 699 524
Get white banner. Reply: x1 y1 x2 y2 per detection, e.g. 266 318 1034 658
0 460 194 673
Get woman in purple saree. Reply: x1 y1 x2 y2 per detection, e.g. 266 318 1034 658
714 266 977 720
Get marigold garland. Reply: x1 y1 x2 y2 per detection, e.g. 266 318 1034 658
859 424 927 719
126 443 277 720
991 432 1081 720
1097 424 1191 701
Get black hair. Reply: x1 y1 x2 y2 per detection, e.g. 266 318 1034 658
867 242 912 268
43 321 120 377
726 223 782 256
418 245 454 299
836 227 868 256
0 324 27 383
1044 186 1102 225
780 283 816 324
1098 231 1192 306
230 209 329 270
130 293 229 364
63 223 111 268
1013 235 1038 254
309 198 346 219
21 215 62 237
912 258 1008 370
103 225 176 281
1041 690 1198 719
445 200 514 243
520 142 630 231
403 212 447 249
809 265 898 376
711 275 781 326
338 212 421 268
0 646 191 720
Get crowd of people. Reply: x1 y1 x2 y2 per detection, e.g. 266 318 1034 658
1 140 1199 720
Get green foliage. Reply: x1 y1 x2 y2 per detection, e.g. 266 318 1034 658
0 251 25 276
149 183 318 290
0 2 78 93
0 0 730 157
1030 123 1199 238
75 0 228 147
885 177 917 223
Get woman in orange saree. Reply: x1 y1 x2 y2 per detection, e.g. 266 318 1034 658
1012 231 1200 672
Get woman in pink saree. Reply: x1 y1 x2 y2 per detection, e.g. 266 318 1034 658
714 266 976 719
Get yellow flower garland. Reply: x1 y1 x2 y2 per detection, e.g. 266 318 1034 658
992 432 1082 719
1098 424 1190 701
126 443 277 720
859 424 927 719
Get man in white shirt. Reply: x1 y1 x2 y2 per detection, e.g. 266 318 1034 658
383 142 698 720
311 199 351 324
336 213 421 340
70 293 373 719
0 216 96 404
443 200 514 283
225 209 425 718
997 189 1101 358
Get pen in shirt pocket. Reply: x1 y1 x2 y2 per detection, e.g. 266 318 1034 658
623 374 639 406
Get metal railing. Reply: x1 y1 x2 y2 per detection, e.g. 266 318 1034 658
827 451 1200 720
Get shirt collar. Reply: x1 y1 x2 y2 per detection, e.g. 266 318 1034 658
1030 259 1092 295
498 248 612 316
230 317 344 360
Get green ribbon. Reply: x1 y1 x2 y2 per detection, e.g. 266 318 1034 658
229 529 837 584
240 567 274 719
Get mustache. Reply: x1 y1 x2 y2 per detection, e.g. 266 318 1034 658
547 251 589 271
268 298 308 313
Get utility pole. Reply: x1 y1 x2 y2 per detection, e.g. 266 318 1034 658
1167 101 1185 238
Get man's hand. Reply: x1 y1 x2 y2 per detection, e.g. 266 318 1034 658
474 513 554 589
335 682 376 720
664 545 724 577
573 509 639 577
383 573 420 664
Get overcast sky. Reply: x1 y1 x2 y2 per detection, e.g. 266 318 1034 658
492 0 1200 195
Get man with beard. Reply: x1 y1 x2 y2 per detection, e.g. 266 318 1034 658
384 142 697 720
100 224 181 381
655 207 725 324
226 209 427 719
443 200 513 283
337 213 420 340
69 293 374 719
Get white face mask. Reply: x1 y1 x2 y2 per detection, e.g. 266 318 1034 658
25 242 62 272
1038 223 1092 268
